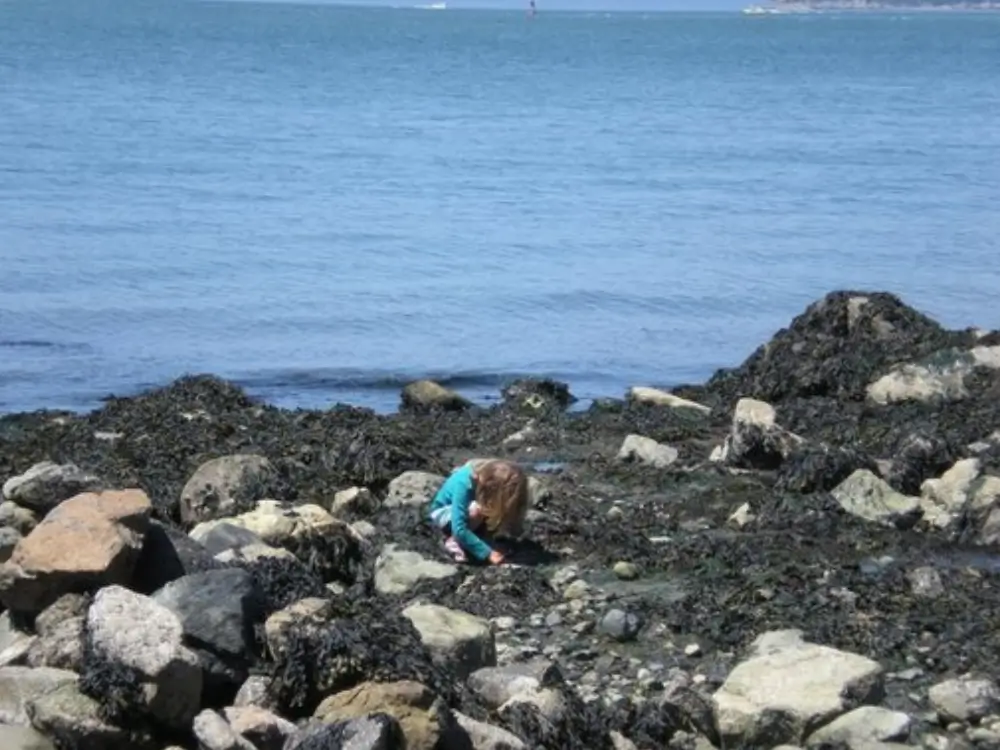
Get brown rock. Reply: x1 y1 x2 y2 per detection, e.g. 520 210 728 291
0 490 151 613
314 680 441 750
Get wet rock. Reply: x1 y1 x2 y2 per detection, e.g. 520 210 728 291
0 526 21 564
284 713 404 750
2 461 103 513
468 661 564 709
0 489 152 613
0 725 56 750
0 611 35 667
224 705 297 750
84 584 202 729
886 433 956 496
401 380 472 413
25 681 154 750
712 630 885 746
776 443 878 494
830 469 922 529
627 387 711 414
804 705 912 747
374 545 458 595
598 609 642 643
929 676 1000 724
452 710 527 749
867 345 1000 404
0 666 78 725
716 398 802 470
616 435 679 469
502 378 575 411
384 471 445 509
0 501 38 535
194 709 256 750
152 567 262 701
613 561 639 581
26 616 84 671
314 680 441 750
907 566 945 598
179 454 278 525
329 487 379 517
131 519 221 594
402 602 497 680
264 597 333 659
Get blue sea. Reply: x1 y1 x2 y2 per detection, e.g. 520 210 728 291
1 0 998 414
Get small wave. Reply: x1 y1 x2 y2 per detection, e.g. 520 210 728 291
0 339 92 353
232 367 623 394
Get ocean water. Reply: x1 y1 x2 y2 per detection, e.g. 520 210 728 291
1 1 998 414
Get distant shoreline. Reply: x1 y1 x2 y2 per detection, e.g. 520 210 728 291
770 1 1000 10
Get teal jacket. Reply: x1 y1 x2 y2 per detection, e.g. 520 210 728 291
427 463 493 561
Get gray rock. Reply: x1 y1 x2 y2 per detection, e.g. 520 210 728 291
86 585 202 729
194 522 267 555
0 525 22 563
264 598 333 660
908 566 945 598
616 435 679 469
929 676 1000 724
0 725 56 750
468 661 563 709
34 593 90 636
0 501 38 535
234 675 277 710
867 345 1000 405
152 567 260 694
224 706 297 750
452 710 527 749
830 469 923 529
627 387 711 414
714 398 803 470
26 681 154 750
131 519 223 595
2 461 103 513
0 666 78 725
374 545 458 595
179 454 278 525
26 616 84 671
329 487 380 517
193 709 256 750
283 714 404 750
402 602 496 680
805 705 912 748
712 631 885 746
400 380 472 413
383 471 445 509
599 609 642 642
0 611 35 667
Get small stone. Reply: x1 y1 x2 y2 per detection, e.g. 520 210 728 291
616 434 680 469
492 616 516 631
908 566 945 598
563 579 590 601
684 643 702 657
599 609 642 643
613 561 639 581
606 506 624 522
328 487 379 517
545 612 563 628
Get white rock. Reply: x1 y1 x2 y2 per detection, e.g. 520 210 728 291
728 503 755 529
628 387 711 414
86 585 202 729
616 435 679 469
929 675 1000 724
179 454 277 524
453 710 527 749
712 632 884 746
921 458 982 514
867 345 1000 405
328 487 379 517
373 545 458 595
0 665 77 725
719 398 803 470
402 603 496 680
830 470 922 529
1 461 102 513
805 705 912 748
193 709 255 750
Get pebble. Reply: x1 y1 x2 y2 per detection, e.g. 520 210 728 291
636 668 652 681
493 616 516 631
545 612 563 628
613 561 639 581
598 608 643 643
684 643 702 657
606 506 624 521
563 580 590 600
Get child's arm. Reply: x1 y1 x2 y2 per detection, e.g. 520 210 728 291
450 491 494 562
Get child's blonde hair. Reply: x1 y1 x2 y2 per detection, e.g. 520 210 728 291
471 459 529 537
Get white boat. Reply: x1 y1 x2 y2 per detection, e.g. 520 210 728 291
742 4 779 13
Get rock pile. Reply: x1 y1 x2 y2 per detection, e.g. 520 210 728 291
0 289 999 749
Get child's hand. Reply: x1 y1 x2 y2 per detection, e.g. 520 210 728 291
488 550 506 565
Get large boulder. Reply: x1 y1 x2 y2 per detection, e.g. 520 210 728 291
223 705 297 750
131 520 221 595
2 462 103 513
84 585 202 729
401 380 472 413
0 725 56 750
179 454 279 525
928 675 1000 724
314 680 442 750
712 630 885 747
0 666 78 725
0 490 151 613
867 344 1000 405
152 568 263 702
374 545 459 595
830 469 922 529
401 603 496 680
284 714 404 750
26 681 155 750
713 398 802 470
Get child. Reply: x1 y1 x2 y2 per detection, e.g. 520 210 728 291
427 458 529 565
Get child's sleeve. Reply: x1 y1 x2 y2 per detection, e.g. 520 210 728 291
450 486 493 562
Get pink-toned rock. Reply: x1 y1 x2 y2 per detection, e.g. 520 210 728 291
0 490 151 612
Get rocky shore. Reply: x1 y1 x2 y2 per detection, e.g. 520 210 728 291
1 289 1000 750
